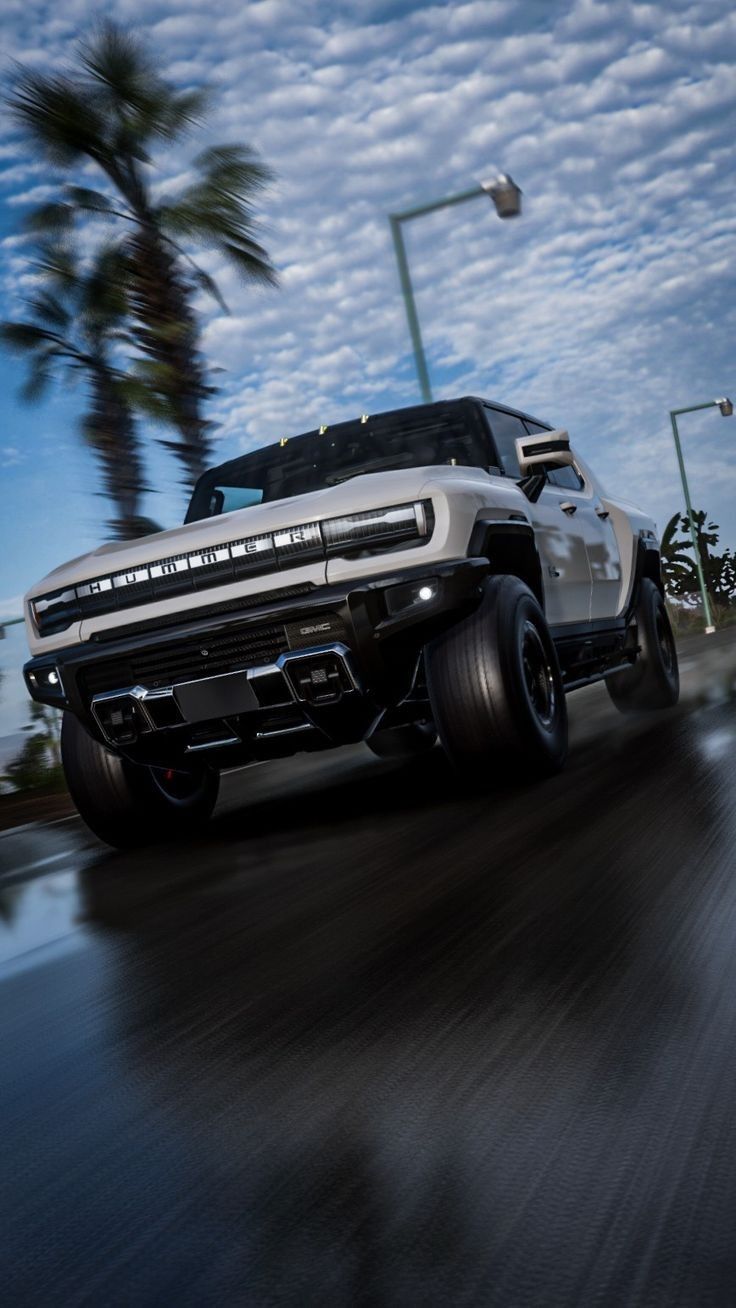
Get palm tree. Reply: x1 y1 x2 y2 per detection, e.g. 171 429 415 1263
661 509 736 607
0 241 158 540
7 21 277 487
660 512 698 597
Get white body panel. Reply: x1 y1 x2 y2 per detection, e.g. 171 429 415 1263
528 473 623 624
525 487 592 624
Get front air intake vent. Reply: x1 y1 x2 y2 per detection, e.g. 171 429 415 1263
80 623 288 700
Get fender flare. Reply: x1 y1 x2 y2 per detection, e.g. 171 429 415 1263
468 516 545 609
624 538 664 624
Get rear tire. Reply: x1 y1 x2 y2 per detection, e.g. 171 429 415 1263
61 712 219 849
425 575 567 781
606 578 679 712
367 721 437 759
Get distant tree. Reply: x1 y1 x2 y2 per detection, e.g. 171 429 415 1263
661 509 736 606
7 21 277 488
3 702 63 792
0 240 159 539
660 512 698 597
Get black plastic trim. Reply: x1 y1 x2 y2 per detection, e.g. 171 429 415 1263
521 438 570 458
549 616 627 642
468 517 544 608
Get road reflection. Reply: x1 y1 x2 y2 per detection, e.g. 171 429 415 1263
63 702 736 1305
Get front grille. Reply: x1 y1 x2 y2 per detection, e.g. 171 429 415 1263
90 583 315 642
80 623 288 699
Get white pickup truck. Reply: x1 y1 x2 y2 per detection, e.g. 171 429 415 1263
24 396 678 847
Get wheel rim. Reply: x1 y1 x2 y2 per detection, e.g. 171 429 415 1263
521 620 557 729
656 609 676 676
148 766 205 805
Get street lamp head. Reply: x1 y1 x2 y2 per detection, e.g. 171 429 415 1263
480 173 522 219
716 397 733 417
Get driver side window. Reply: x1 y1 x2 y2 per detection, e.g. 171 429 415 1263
544 464 585 492
482 408 527 477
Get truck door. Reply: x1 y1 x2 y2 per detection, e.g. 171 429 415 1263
586 493 623 620
483 408 592 625
517 419 623 623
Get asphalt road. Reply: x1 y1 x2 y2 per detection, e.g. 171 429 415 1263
2 633 736 1307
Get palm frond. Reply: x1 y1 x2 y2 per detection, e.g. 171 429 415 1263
80 22 209 144
0 320 59 353
25 289 71 330
158 143 278 287
23 201 76 236
33 240 80 290
194 144 275 195
80 21 154 97
189 264 229 312
63 185 120 217
7 67 105 165
660 512 682 552
20 350 57 403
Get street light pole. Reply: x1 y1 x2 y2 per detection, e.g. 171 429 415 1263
388 214 432 404
0 615 24 632
388 175 522 404
669 397 733 635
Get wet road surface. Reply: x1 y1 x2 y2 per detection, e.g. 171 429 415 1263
2 636 736 1306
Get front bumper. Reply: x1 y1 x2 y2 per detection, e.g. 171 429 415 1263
25 559 487 764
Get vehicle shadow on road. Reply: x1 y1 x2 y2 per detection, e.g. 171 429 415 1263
78 703 727 1035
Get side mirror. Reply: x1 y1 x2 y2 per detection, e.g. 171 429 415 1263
514 429 575 477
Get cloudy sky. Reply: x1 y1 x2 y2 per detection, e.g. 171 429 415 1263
0 0 735 732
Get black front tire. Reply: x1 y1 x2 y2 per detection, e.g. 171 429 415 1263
425 575 568 781
61 712 219 849
606 578 679 712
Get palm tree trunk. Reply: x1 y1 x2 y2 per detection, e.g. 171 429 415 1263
695 531 718 606
127 221 212 486
86 365 147 539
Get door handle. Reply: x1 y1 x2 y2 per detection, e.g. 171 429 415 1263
560 501 577 516
596 507 610 520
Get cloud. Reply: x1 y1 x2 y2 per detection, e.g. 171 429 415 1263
0 595 23 621
5 183 59 207
0 0 734 598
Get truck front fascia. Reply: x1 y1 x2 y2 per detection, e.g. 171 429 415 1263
24 558 488 765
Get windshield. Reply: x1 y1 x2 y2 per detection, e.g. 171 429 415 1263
186 401 492 521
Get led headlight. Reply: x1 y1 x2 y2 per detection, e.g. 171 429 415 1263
30 588 81 637
321 501 433 556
